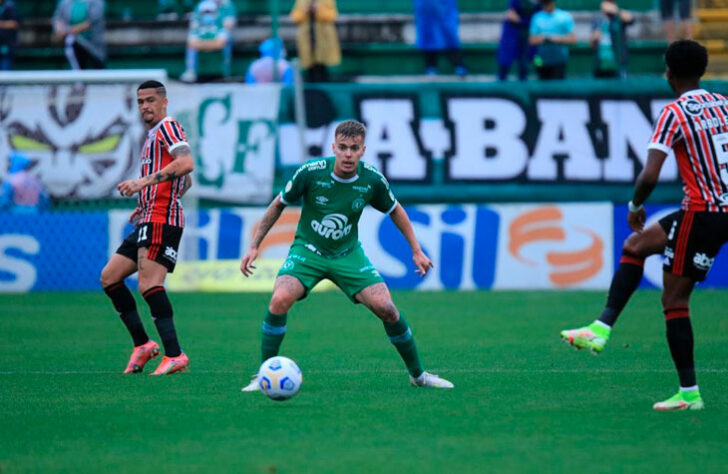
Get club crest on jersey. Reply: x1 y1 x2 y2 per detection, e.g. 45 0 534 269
315 195 329 206
352 198 365 211
683 100 703 116
311 213 352 240
164 246 178 263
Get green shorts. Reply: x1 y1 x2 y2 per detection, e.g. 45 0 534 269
277 243 384 302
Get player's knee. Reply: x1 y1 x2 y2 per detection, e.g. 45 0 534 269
374 302 399 323
269 291 296 314
100 266 117 288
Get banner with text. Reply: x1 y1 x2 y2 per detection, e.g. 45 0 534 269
0 83 280 203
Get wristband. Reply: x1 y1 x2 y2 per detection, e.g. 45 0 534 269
628 201 643 213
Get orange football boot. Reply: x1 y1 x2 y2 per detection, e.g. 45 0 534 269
151 352 189 375
123 340 160 374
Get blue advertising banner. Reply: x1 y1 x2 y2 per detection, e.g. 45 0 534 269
0 212 108 292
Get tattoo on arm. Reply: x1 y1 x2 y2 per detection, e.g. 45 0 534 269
171 144 191 157
251 199 285 248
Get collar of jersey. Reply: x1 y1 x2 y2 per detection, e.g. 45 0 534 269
680 89 709 99
330 172 359 183
147 116 172 138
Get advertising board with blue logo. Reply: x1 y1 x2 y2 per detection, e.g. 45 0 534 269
2 202 727 293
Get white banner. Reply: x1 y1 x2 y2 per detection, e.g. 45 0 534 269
0 83 280 203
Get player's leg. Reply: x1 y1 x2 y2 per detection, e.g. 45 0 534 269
653 271 703 410
101 233 160 373
137 247 188 375
561 219 669 353
355 283 453 388
262 275 306 362
243 247 319 392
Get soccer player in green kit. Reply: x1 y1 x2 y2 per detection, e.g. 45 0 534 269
240 120 454 391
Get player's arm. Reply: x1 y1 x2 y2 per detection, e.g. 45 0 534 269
117 145 195 196
181 175 193 197
240 195 287 277
389 203 433 277
627 149 668 232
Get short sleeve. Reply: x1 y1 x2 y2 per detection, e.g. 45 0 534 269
529 14 541 35
648 106 683 154
160 119 189 154
370 173 398 215
564 12 575 33
280 163 310 205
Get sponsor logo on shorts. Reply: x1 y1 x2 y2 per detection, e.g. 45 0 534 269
663 246 674 266
164 246 177 263
693 252 715 271
311 213 353 240
668 220 677 240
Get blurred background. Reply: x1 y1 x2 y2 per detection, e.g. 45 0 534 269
1 0 727 294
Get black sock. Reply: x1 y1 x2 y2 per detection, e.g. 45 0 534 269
664 307 696 387
143 286 181 357
598 250 645 326
104 281 149 347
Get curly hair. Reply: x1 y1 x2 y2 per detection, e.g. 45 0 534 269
665 40 708 80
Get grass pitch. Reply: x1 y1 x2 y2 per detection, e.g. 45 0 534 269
2 290 728 473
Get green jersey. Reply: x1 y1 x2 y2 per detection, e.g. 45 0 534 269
280 157 398 258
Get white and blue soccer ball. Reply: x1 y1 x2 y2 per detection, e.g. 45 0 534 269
258 356 303 401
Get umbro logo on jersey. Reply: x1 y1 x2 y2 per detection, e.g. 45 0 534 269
311 213 353 240
693 252 715 271
164 246 178 262
315 195 329 206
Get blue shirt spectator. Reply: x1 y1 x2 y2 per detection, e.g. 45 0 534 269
529 0 575 79
246 38 294 85
413 0 467 76
0 152 49 213
497 0 540 81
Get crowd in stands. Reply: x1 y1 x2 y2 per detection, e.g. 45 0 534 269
0 0 698 80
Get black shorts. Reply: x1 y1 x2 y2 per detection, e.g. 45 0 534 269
116 222 183 273
659 210 728 281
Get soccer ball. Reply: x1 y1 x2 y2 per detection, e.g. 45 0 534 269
257 356 303 401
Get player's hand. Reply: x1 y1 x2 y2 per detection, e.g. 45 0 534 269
128 207 142 225
412 248 433 277
240 248 259 277
117 179 143 197
627 208 646 232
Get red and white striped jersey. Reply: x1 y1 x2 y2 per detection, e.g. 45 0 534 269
649 89 728 213
138 116 189 227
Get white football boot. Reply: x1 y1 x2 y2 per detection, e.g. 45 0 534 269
410 371 454 389
241 374 260 392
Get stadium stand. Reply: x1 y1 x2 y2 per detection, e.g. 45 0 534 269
695 0 728 75
11 0 670 79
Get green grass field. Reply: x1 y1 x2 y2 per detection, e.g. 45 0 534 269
2 290 728 473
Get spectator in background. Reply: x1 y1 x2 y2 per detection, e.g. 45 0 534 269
246 38 294 85
53 0 106 70
0 0 19 71
0 152 48 213
180 0 236 82
290 0 341 82
529 0 575 80
661 0 692 42
497 0 540 81
157 0 195 20
414 0 467 76
591 0 633 78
